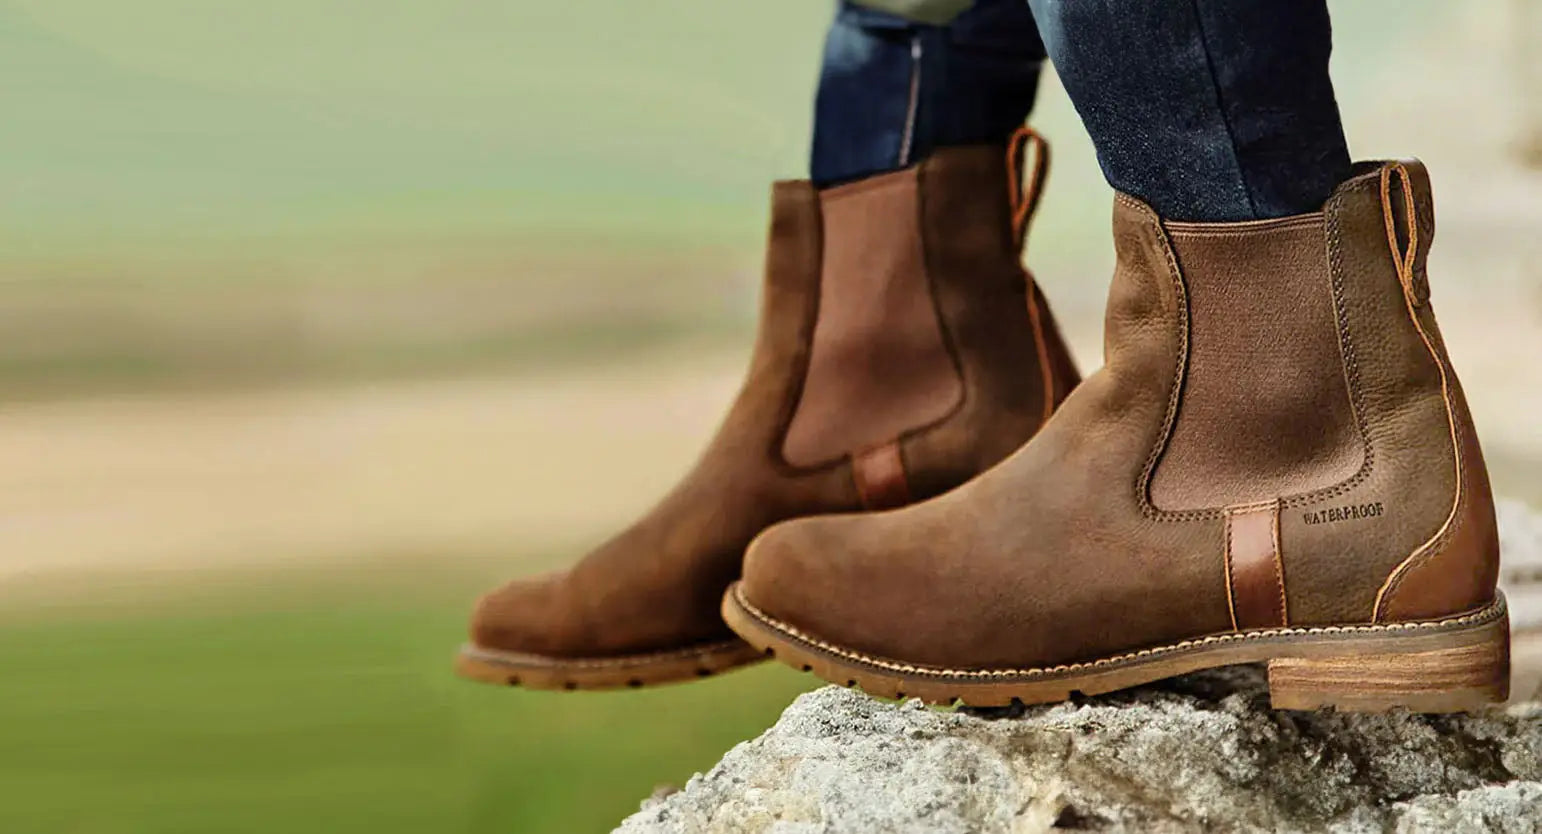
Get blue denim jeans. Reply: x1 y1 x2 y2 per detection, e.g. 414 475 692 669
810 0 1045 187
809 0 1352 221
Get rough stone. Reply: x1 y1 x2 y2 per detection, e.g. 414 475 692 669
619 501 1542 834
620 677 1542 834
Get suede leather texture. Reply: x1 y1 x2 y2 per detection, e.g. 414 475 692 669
470 145 1079 659
738 161 1499 673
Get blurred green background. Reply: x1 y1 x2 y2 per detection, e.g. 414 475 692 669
3 1 1540 832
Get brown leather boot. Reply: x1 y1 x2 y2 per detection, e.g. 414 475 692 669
727 160 1510 713
458 141 1080 690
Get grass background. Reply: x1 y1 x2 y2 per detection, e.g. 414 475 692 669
0 564 816 834
7 5 839 830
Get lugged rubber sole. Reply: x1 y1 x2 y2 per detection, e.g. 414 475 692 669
723 584 1510 712
455 638 765 691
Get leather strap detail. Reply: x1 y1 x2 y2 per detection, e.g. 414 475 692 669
1007 126 1050 250
1024 277 1056 426
852 442 912 511
1008 131 1057 427
1224 501 1288 630
1379 161 1431 308
1371 161 1491 623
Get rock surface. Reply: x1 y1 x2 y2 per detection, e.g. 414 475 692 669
620 677 1542 834
619 502 1542 834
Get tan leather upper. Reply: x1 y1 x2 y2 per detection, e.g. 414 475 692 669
739 160 1499 671
470 145 1080 659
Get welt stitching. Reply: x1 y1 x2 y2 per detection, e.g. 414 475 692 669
736 586 1505 680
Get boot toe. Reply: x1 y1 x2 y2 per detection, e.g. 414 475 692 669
738 499 1029 670
469 573 574 657
739 514 888 651
740 518 835 623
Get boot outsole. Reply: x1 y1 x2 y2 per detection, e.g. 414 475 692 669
455 638 765 691
723 583 1511 713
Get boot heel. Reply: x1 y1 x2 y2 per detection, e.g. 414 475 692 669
1266 617 1510 713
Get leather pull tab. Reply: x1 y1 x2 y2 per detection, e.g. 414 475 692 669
1007 126 1058 427
1007 126 1051 251
852 442 912 511
1023 278 1056 426
1224 501 1289 630
1379 162 1425 308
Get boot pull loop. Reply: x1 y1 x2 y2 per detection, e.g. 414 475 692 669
1379 163 1423 309
1023 276 1056 426
1005 126 1057 426
1007 126 1051 251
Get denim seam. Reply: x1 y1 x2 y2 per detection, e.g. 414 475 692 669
1186 0 1259 220
897 35 923 166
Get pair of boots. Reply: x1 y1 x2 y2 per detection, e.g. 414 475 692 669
460 138 1508 712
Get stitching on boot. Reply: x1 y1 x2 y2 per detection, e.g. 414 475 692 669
1223 499 1289 630
912 155 974 434
766 187 845 479
733 585 1505 680
1120 194 1193 522
1272 500 1289 626
1136 178 1382 522
1372 164 1467 622
1023 276 1057 427
783 163 972 472
1223 512 1240 631
1161 214 1324 235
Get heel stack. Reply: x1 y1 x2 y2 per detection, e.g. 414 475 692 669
1267 615 1510 713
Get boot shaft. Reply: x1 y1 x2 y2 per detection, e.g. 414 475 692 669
727 159 1509 711
750 144 1079 508
1124 160 1498 625
464 144 1083 670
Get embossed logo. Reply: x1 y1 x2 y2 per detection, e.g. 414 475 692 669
1302 502 1384 526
